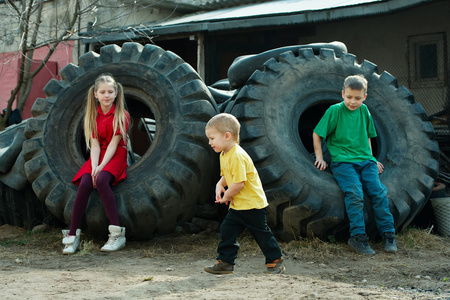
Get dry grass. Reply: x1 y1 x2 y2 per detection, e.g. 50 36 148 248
141 231 221 258
281 236 347 261
141 230 348 261
2 224 448 299
78 239 99 255
1 224 449 260
397 226 450 254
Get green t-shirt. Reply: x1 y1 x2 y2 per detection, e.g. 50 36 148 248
313 102 377 163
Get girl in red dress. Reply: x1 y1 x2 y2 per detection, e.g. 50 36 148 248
62 74 130 254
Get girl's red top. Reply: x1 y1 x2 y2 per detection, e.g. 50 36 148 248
72 104 130 186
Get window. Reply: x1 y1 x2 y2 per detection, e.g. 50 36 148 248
408 33 446 88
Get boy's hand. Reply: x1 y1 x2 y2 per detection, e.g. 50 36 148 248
215 181 242 206
215 186 234 205
215 196 234 206
215 185 226 202
215 186 233 205
314 158 328 171
377 161 384 174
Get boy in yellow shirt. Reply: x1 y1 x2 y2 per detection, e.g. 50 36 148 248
204 113 285 274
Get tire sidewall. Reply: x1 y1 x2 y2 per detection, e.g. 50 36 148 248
24 44 219 239
229 50 438 239
44 64 182 188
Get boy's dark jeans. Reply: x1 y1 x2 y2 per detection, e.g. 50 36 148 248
330 160 395 237
217 208 282 264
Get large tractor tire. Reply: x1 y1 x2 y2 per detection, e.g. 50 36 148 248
0 181 62 229
226 48 439 241
0 121 60 229
23 42 218 239
0 122 26 174
0 121 29 191
227 41 347 88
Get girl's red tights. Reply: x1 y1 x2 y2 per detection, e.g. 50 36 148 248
69 171 120 235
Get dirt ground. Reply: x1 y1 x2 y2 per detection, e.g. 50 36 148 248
0 224 449 300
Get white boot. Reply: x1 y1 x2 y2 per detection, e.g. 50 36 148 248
101 225 126 252
62 229 81 255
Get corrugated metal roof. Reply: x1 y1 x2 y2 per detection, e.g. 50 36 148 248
148 0 434 34
83 0 436 43
200 0 273 10
160 0 381 26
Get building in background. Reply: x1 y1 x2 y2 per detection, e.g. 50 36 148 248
0 0 210 120
83 0 448 118
0 0 448 120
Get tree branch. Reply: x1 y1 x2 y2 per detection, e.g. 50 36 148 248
30 1 80 79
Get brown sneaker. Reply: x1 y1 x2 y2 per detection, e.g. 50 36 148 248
264 257 286 274
204 260 234 274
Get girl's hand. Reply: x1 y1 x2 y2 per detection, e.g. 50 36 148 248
91 173 97 188
91 165 104 188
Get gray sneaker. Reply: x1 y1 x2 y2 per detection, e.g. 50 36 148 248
348 234 375 255
382 232 397 253
264 257 286 274
204 260 234 274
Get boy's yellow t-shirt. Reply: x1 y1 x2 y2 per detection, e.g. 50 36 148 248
220 144 268 210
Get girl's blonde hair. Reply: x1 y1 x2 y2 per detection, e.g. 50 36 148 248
84 74 128 149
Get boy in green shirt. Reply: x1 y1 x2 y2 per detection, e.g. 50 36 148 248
313 75 397 255
204 113 285 274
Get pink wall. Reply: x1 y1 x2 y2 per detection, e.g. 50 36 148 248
0 41 74 120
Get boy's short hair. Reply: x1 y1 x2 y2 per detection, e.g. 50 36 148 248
206 113 240 142
343 74 368 94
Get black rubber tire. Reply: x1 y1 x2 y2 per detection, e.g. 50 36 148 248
227 41 347 88
0 181 62 229
0 121 26 173
0 121 29 191
207 86 236 104
0 120 58 228
22 42 219 240
226 48 440 241
0 150 29 191
431 182 446 198
410 182 446 229
210 78 232 90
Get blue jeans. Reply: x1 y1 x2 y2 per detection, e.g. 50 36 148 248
331 160 395 237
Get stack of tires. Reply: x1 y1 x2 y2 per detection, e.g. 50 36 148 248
216 42 439 240
21 43 219 239
0 121 58 229
0 41 440 241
